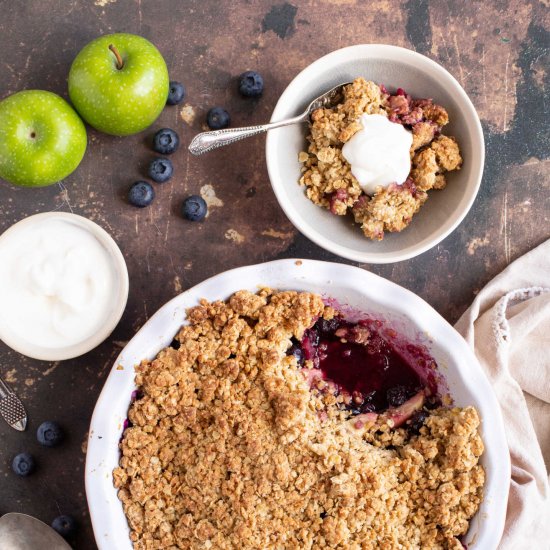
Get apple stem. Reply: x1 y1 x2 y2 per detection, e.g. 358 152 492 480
109 44 124 70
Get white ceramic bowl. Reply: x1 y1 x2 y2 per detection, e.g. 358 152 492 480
0 212 129 361
86 259 509 550
266 45 484 263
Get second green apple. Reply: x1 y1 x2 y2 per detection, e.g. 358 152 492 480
68 33 169 136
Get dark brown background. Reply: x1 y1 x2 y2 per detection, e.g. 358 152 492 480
0 1 548 548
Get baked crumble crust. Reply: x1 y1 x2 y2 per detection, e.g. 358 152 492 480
299 78 463 240
114 290 484 549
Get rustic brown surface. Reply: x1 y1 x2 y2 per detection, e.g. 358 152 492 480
0 1 548 548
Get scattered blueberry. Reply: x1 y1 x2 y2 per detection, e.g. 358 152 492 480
128 181 155 208
12 453 35 476
166 81 185 105
37 421 64 447
238 71 264 97
182 195 207 221
406 410 429 434
386 385 409 408
51 515 77 539
153 128 180 155
206 107 230 130
148 157 174 183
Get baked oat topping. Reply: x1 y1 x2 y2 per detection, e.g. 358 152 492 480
299 78 463 240
114 289 484 549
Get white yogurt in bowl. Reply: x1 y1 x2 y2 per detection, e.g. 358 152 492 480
0 213 129 361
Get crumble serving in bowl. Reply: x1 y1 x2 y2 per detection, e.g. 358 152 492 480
299 78 462 240
113 289 484 549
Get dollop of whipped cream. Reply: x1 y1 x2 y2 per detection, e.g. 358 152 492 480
342 113 413 196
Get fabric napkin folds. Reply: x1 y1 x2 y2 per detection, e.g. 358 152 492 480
455 239 550 549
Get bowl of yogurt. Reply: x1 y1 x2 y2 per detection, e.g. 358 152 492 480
266 44 484 263
0 212 129 361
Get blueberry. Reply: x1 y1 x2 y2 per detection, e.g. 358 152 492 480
128 181 155 208
12 453 35 476
425 396 441 410
360 401 377 413
148 157 173 183
206 107 230 130
386 385 408 408
182 195 207 221
238 71 264 97
406 410 429 434
51 515 77 539
304 327 320 348
166 81 185 105
169 338 181 350
314 317 341 335
37 421 64 447
131 389 144 401
153 128 180 155
287 343 304 366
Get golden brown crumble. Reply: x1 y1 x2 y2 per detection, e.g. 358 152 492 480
299 78 463 240
114 290 484 549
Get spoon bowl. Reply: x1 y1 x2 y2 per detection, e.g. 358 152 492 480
0 513 72 550
302 81 350 114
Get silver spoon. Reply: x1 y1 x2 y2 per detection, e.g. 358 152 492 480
0 375 27 431
0 513 72 549
188 81 351 155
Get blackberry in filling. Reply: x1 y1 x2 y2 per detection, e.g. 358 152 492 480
290 316 442 430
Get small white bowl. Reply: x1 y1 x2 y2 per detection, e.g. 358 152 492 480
0 212 129 361
266 44 484 263
86 259 509 550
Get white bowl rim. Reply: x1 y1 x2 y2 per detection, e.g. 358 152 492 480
86 258 509 550
266 44 485 264
0 212 129 361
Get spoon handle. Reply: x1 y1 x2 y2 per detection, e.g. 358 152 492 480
188 113 306 155
0 375 27 431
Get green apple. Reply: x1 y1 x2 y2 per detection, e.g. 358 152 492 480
68 33 169 136
0 90 87 187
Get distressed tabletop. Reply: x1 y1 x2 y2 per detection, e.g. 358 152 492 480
0 1 548 548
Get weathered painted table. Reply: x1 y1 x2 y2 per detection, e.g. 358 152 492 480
0 1 548 547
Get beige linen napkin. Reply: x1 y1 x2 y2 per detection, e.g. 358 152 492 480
455 239 550 549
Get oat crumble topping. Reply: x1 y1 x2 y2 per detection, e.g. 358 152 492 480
114 290 484 549
299 78 463 240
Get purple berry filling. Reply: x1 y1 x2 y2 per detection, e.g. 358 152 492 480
291 316 443 419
